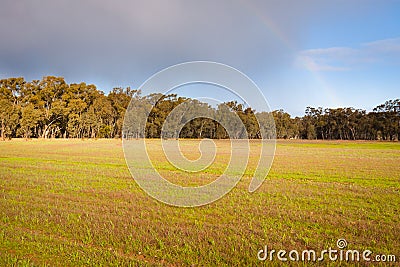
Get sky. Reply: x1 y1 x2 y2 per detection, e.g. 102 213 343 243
0 0 399 116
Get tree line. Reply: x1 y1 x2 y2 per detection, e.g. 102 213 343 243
0 76 399 140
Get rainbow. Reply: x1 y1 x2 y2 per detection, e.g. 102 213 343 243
240 0 341 108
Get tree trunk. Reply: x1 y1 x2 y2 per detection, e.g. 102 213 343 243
42 125 49 139
199 121 205 139
1 119 4 141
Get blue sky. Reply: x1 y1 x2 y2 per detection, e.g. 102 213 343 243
0 0 399 116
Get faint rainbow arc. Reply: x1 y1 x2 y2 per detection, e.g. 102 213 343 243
240 0 341 108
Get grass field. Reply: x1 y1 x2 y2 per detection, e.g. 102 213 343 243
0 139 399 266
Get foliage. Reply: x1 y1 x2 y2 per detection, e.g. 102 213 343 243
0 76 399 140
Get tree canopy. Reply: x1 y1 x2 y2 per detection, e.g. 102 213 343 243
0 76 399 140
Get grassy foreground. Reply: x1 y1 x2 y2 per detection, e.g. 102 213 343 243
0 139 399 266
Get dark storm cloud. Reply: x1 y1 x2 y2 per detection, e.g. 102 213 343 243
0 0 368 90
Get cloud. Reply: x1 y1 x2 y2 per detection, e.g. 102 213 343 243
0 1 291 86
296 47 356 71
0 0 366 89
296 37 400 72
364 37 400 53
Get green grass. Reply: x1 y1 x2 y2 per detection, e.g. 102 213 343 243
0 139 399 266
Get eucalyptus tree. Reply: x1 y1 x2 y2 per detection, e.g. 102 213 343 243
0 78 24 139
